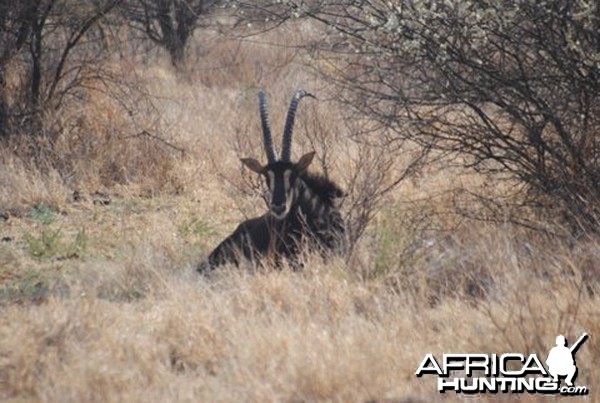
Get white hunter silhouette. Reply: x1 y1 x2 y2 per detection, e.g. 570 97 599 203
546 333 588 386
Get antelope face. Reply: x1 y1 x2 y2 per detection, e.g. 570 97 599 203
265 162 296 219
241 152 315 220
241 89 315 219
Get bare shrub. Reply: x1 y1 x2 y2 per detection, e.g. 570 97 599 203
0 74 186 207
0 1 190 202
120 0 221 67
274 0 600 235
0 0 122 139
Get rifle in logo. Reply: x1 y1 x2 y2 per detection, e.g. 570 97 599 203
546 333 588 387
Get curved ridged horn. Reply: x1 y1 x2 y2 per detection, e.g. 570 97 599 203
258 90 277 163
280 90 315 162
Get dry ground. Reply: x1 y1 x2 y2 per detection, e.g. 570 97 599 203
0 25 599 402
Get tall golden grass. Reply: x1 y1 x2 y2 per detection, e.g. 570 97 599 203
0 24 598 402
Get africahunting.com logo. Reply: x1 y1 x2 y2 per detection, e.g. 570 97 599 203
416 333 589 395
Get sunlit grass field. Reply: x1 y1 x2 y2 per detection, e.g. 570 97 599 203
0 26 598 402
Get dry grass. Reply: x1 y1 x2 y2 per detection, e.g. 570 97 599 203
0 24 599 402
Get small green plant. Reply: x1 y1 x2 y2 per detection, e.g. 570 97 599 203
66 229 88 258
19 267 49 299
25 228 63 259
371 206 425 279
24 228 88 260
108 199 140 214
178 214 213 238
0 267 49 303
27 203 59 225
373 220 404 278
127 285 145 301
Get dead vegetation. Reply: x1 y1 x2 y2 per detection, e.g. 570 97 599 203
0 19 598 402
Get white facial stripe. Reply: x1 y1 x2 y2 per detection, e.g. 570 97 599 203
283 170 292 194
267 171 275 195
285 187 295 214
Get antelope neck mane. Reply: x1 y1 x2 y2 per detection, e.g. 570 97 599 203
299 171 344 206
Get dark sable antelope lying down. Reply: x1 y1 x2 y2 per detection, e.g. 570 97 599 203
198 90 346 272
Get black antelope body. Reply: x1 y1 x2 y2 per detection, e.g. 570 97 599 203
198 90 346 272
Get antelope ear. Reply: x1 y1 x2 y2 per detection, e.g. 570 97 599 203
240 158 265 174
296 151 316 172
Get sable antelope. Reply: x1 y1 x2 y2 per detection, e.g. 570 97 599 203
198 90 346 272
